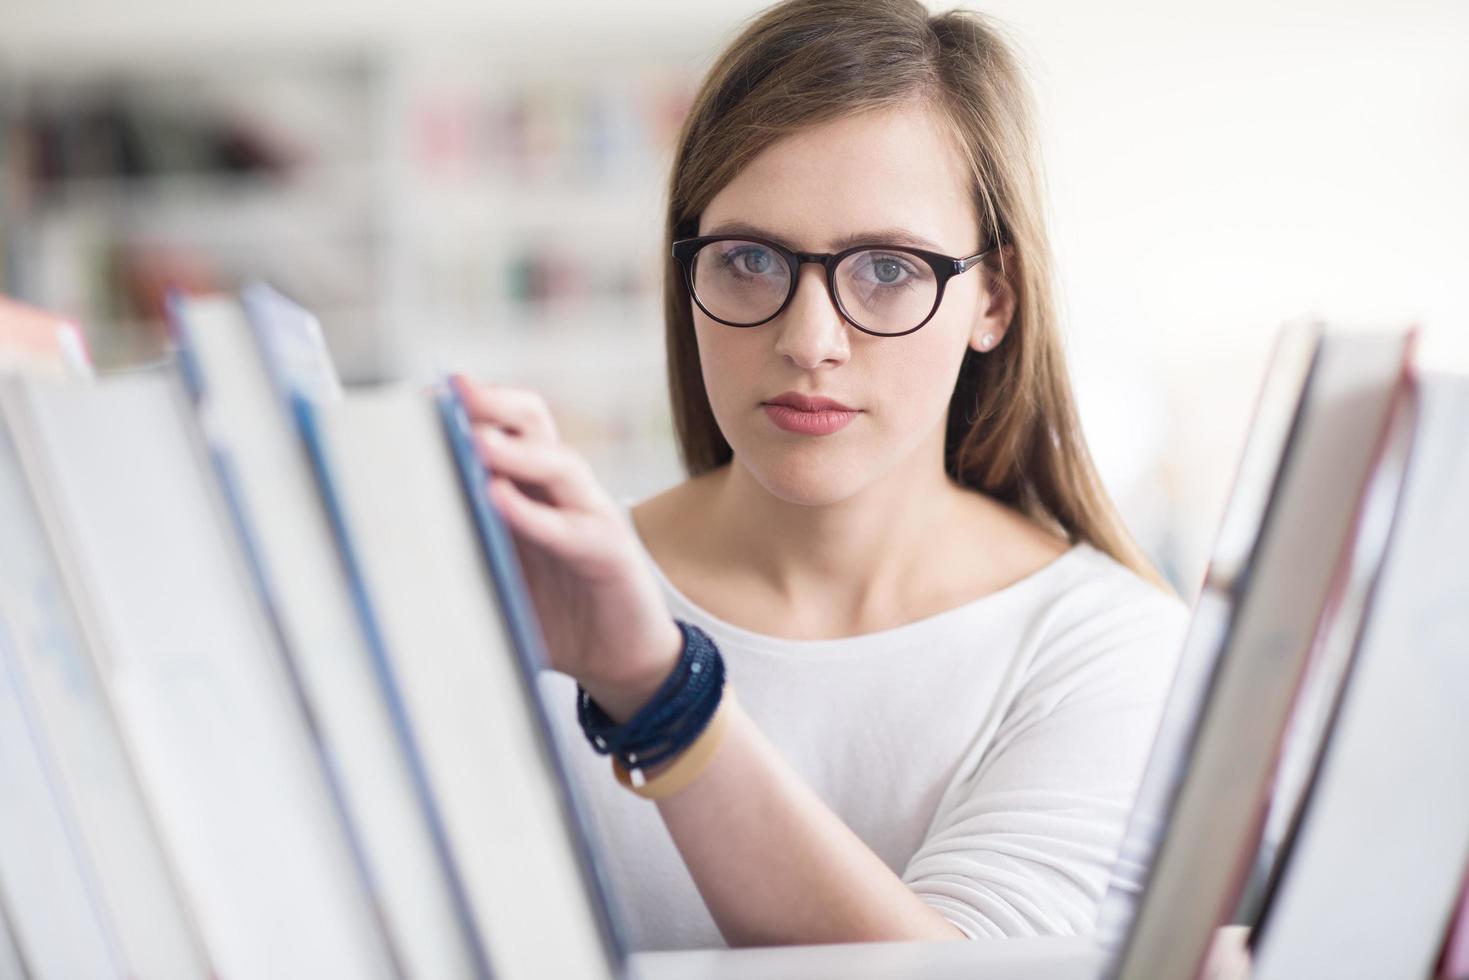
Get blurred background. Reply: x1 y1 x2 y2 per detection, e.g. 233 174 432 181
1 0 1465 595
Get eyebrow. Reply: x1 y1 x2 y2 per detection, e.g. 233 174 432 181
703 220 945 253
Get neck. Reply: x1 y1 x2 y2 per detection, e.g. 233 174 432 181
704 440 963 636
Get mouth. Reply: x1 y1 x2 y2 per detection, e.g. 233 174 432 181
760 392 861 436
762 392 858 413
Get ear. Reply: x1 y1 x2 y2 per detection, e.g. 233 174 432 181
968 244 1018 354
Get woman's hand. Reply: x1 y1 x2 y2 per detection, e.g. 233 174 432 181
452 374 682 722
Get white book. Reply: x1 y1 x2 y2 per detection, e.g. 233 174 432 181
0 607 119 978
1235 339 1418 925
0 889 24 980
0 417 211 978
1110 329 1414 979
172 293 482 979
298 386 618 980
1097 322 1321 939
239 282 342 403
634 934 1107 980
1251 372 1469 980
3 370 394 980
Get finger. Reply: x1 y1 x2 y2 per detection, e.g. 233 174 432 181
478 429 600 511
489 475 574 554
453 374 559 443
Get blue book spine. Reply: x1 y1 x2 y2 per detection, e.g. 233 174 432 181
292 393 495 980
164 293 406 975
436 382 630 967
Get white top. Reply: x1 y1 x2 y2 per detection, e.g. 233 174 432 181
542 528 1190 952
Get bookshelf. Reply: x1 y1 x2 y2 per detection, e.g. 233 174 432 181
0 36 699 501
0 48 387 371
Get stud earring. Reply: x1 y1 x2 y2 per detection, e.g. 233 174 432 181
979 333 996 351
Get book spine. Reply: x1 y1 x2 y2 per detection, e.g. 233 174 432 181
292 392 494 980
436 382 629 966
169 295 407 976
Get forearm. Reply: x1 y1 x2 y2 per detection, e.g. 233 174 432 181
649 696 965 947
573 613 963 945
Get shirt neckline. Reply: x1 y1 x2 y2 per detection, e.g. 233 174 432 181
625 509 1093 658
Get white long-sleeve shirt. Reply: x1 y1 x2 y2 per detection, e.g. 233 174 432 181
542 529 1190 951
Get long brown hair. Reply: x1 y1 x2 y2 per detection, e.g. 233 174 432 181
663 0 1167 589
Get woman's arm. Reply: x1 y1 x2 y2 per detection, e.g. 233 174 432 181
456 376 965 946
637 585 1184 946
900 587 1189 938
636 691 965 946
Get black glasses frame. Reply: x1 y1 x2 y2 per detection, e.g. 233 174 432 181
671 234 995 338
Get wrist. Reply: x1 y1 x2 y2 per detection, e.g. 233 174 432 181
575 619 730 798
579 618 683 723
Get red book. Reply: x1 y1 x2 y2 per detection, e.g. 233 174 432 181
0 295 92 376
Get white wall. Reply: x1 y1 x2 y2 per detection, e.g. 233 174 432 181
983 0 1469 586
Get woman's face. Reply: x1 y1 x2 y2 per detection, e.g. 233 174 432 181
693 100 1012 507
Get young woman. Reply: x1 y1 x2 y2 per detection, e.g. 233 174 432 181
455 0 1189 952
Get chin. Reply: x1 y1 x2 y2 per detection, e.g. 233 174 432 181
731 437 873 507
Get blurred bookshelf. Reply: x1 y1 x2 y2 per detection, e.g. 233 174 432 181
0 51 384 368
0 38 697 500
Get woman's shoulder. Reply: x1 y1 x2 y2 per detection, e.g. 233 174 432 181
1017 541 1191 701
947 484 1186 628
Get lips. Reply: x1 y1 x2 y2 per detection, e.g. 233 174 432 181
762 392 857 412
760 391 860 436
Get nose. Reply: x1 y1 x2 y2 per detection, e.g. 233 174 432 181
771 264 851 371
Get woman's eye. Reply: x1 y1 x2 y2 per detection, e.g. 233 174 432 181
860 253 918 286
872 257 905 283
727 247 777 276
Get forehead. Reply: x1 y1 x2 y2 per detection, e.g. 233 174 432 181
699 101 979 254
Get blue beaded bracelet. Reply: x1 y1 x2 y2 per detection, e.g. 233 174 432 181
577 620 726 772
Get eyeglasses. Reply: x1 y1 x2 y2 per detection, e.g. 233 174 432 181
671 234 995 338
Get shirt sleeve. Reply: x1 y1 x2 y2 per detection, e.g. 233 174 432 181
899 581 1190 939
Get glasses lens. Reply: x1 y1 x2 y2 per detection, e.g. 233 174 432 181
690 240 791 325
834 248 939 335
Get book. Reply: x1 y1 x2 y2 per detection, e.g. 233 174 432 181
0 412 210 977
0 574 120 979
1096 321 1321 939
1 368 396 978
633 933 1109 980
296 384 620 980
238 281 342 403
169 291 484 978
0 889 23 980
438 381 629 968
1249 371 1469 979
1106 327 1416 979
0 296 92 378
0 421 120 978
1234 330 1419 927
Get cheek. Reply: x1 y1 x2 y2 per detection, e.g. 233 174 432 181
876 316 972 424
693 315 760 411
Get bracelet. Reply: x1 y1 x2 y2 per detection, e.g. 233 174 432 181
612 686 736 800
576 620 727 773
